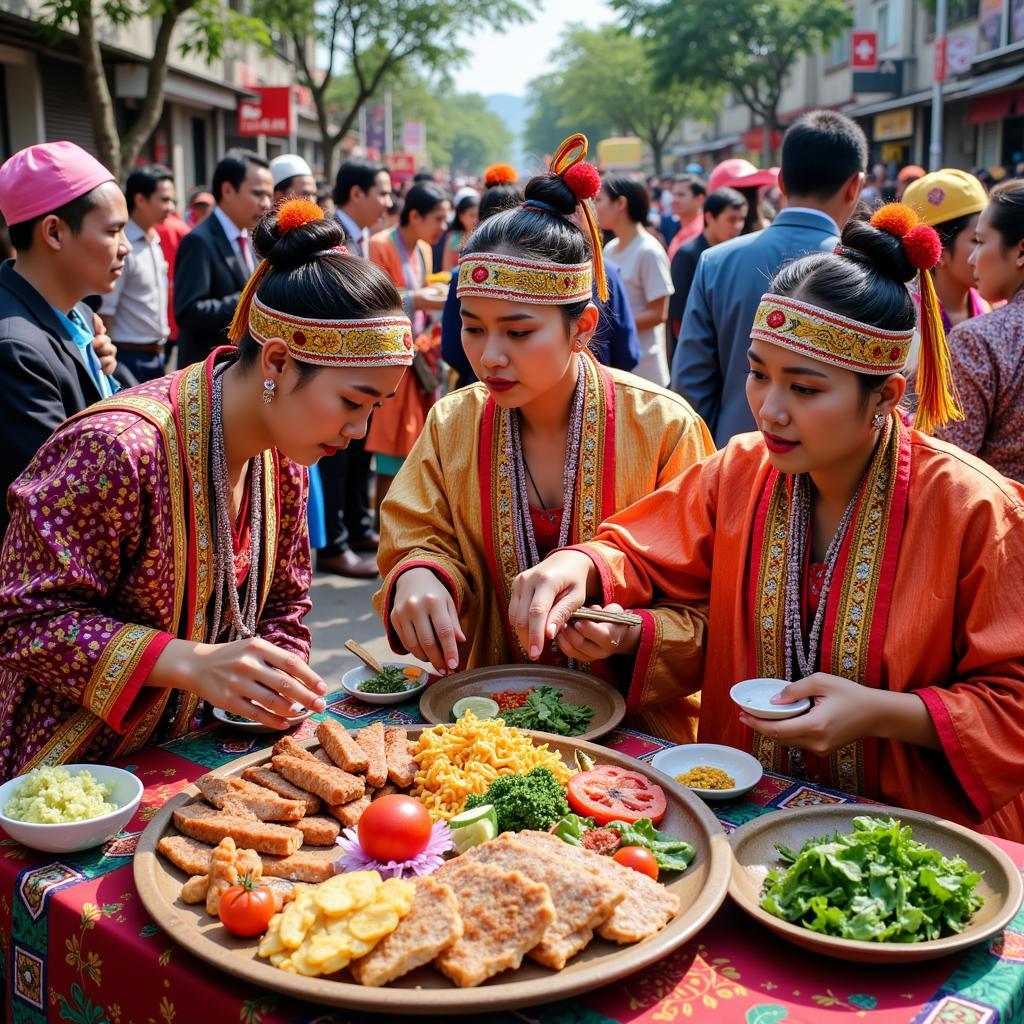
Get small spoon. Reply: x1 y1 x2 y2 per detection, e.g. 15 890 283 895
345 639 385 675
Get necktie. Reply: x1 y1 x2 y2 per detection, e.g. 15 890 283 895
238 232 253 275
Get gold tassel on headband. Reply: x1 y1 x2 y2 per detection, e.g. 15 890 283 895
227 257 271 345
549 133 608 302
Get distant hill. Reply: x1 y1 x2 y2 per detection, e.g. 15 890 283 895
485 93 528 169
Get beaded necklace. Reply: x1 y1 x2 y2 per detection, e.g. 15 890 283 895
209 362 263 642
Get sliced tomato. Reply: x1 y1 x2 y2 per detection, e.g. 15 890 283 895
613 845 659 879
567 765 667 825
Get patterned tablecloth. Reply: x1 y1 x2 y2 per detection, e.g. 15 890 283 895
2 692 1022 1024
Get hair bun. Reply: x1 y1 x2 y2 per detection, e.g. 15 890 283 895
522 171 578 217
563 162 601 201
868 202 942 271
253 203 345 269
838 217 917 285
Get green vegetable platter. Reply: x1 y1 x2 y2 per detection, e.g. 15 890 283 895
728 804 1023 964
419 663 625 741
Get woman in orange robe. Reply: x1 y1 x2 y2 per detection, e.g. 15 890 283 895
511 204 1024 840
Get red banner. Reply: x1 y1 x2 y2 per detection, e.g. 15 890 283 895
851 31 878 70
238 86 294 137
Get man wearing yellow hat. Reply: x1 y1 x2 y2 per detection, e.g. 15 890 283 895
902 169 990 332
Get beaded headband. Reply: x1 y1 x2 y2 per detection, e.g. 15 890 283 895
456 253 593 305
751 293 913 374
248 296 414 368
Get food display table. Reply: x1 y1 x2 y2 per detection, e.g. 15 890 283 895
2 692 1021 1024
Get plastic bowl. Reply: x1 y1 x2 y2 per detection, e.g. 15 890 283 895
341 662 429 705
0 764 144 853
651 744 763 801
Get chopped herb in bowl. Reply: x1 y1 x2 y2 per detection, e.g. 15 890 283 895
359 666 422 694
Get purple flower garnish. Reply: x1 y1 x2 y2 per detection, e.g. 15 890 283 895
334 819 453 879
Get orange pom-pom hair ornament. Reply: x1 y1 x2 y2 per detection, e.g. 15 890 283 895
483 163 518 187
869 202 961 434
229 199 334 346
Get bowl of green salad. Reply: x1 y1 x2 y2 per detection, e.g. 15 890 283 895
341 662 429 705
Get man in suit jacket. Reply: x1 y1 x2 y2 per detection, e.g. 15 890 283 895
672 111 868 446
0 141 130 537
174 149 272 367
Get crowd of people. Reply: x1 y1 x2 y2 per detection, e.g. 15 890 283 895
0 109 1022 840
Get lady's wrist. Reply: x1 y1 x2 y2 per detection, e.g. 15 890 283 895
147 639 192 692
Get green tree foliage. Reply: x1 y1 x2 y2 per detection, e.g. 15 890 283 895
612 0 852 161
523 23 714 174
39 0 267 177
256 0 534 178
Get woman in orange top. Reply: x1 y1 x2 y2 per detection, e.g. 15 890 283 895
366 182 451 508
511 205 1024 840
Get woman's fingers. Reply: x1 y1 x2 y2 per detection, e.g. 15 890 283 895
408 611 449 673
249 638 326 696
246 660 326 715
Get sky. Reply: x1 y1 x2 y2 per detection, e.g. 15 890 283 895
453 0 617 97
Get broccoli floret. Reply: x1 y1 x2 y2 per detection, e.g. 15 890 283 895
464 767 570 833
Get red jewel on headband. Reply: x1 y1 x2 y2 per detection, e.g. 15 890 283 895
292 330 307 345
766 310 786 329
890 345 901 360
471 266 489 283
403 332 413 350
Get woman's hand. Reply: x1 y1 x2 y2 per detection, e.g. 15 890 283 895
390 567 466 674
151 637 327 730
555 603 641 662
509 550 598 661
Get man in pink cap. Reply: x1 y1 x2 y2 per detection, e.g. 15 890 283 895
0 140 130 537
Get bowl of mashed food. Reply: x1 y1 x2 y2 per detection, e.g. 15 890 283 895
0 764 143 853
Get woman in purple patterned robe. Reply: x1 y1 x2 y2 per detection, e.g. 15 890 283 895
0 201 412 778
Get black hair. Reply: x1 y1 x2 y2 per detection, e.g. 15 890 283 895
212 148 269 202
125 164 174 214
274 175 297 196
987 179 1024 247
736 185 762 235
7 189 103 252
932 213 976 252
478 183 522 223
236 209 403 385
705 187 747 219
769 215 914 400
779 110 868 201
413 172 434 183
601 175 650 224
399 182 448 226
674 174 707 199
332 158 386 207
453 193 480 232
462 170 591 323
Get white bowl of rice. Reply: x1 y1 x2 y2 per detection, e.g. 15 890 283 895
0 764 143 853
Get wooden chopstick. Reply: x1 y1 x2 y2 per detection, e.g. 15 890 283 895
570 607 643 627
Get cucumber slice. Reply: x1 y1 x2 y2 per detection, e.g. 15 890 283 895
449 803 498 854
452 696 500 720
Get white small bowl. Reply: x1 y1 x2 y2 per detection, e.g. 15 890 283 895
0 764 143 853
342 662 429 705
730 678 812 720
212 705 313 734
652 744 763 801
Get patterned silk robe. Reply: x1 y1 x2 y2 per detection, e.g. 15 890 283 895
374 355 714 742
571 421 1024 840
0 351 312 779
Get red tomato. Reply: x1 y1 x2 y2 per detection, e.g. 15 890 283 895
567 766 667 826
219 877 276 937
358 794 432 863
613 845 659 879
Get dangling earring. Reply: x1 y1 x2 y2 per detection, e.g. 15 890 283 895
262 378 276 404
872 412 885 429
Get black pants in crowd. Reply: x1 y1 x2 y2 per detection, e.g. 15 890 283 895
318 434 374 557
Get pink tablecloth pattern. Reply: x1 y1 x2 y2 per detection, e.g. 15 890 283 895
1 694 1022 1024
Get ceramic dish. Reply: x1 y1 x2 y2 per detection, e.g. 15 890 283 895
419 664 625 742
134 729 731 1015
651 744 763 801
341 662 429 705
0 764 143 854
729 678 811 720
729 803 1024 964
212 706 313 734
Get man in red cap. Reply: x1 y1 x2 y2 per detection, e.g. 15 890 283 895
0 140 130 537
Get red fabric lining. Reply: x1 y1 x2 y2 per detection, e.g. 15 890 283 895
108 630 176 734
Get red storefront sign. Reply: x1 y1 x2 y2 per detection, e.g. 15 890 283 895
851 31 878 70
388 151 417 182
238 87 294 137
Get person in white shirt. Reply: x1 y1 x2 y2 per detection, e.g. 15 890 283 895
100 164 174 381
596 175 674 386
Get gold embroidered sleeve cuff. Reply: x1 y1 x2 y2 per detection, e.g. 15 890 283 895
751 294 912 374
457 254 593 305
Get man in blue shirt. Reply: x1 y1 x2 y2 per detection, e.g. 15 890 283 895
672 112 867 445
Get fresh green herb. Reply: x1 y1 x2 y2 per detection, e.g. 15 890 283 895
606 818 696 873
761 816 984 943
501 686 594 737
552 812 595 846
464 767 570 833
359 667 413 694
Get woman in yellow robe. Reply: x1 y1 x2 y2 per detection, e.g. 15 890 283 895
511 204 1024 840
375 136 713 741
